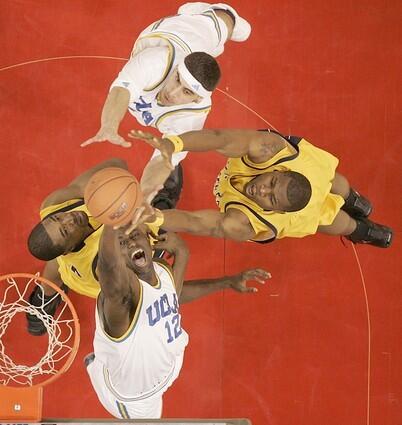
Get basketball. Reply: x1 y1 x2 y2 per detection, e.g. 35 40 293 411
84 167 143 226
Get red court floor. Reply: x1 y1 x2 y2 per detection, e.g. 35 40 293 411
1 1 401 424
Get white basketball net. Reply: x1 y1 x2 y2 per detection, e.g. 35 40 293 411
0 275 76 386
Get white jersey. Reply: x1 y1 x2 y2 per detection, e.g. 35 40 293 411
135 7 229 58
110 8 229 137
92 262 188 399
112 46 211 138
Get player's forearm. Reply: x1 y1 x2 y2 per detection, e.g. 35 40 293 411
179 275 232 304
41 259 64 295
98 226 126 297
171 248 190 297
140 156 173 199
162 209 226 238
162 129 260 158
100 87 130 131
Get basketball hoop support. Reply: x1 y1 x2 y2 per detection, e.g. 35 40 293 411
0 385 43 422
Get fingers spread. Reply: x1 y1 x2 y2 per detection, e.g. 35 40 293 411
245 268 271 281
80 138 96 147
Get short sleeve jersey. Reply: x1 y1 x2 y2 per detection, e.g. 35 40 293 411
110 46 211 136
213 134 345 242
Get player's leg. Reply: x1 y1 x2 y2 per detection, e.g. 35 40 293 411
86 354 163 419
85 356 126 418
124 396 163 419
318 209 392 248
26 259 68 336
331 172 372 218
178 2 251 43
318 209 356 236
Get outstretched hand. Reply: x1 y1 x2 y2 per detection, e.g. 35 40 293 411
229 268 271 293
128 130 173 166
81 127 132 148
119 187 163 235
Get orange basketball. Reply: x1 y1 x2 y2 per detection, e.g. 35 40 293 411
84 167 143 226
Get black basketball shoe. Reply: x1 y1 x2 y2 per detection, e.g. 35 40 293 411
346 217 393 248
342 188 372 218
26 284 69 336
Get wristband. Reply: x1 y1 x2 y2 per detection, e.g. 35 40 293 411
165 135 184 153
145 209 165 246
145 209 165 228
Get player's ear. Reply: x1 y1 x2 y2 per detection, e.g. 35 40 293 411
194 95 203 104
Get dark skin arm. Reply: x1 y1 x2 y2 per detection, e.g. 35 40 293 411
161 208 263 242
98 225 140 338
179 268 271 304
129 128 287 163
127 129 286 206
127 205 266 242
39 258 64 296
153 232 189 297
41 157 128 209
125 130 285 240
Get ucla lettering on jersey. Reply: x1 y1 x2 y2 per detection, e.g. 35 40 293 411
145 293 182 344
91 262 188 399
132 96 154 125
146 293 179 326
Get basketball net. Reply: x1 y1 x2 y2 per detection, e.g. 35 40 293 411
0 273 80 422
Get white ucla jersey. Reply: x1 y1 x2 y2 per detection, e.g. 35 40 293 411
110 9 230 136
136 8 229 58
92 262 189 399
111 45 211 136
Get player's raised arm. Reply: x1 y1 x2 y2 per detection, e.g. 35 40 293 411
161 208 259 242
153 232 189 296
81 87 131 148
98 225 140 338
129 128 287 163
41 157 128 209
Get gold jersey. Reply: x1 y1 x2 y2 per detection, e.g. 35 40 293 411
40 199 163 298
213 134 344 242
40 199 103 298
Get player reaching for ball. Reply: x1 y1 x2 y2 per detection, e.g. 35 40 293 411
86 226 268 419
85 225 190 419
26 158 270 336
81 2 252 214
127 128 393 248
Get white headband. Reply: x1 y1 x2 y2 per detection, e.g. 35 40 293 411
177 60 212 98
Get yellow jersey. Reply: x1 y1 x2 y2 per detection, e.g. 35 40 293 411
40 199 163 298
40 199 103 298
213 133 344 242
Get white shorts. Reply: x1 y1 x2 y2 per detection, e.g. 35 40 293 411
132 9 229 58
86 353 185 419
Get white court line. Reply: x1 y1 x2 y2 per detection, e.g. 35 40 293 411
0 55 127 72
216 88 278 131
0 54 372 424
352 243 371 425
